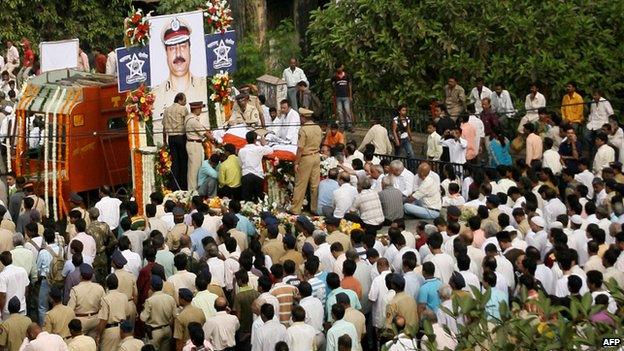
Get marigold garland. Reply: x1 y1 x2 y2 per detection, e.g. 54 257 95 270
125 8 151 46
125 84 155 123
204 0 233 34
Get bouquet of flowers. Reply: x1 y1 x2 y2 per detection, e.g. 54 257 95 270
164 190 197 209
125 8 151 46
340 219 361 234
204 0 233 34
210 73 233 104
125 84 155 123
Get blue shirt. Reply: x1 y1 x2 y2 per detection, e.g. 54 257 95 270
198 160 218 187
309 271 328 305
317 179 339 215
326 319 361 351
235 213 256 238
190 227 209 258
325 287 361 321
36 244 62 277
417 278 442 312
485 287 508 320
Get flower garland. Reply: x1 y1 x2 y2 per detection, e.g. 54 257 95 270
210 72 233 104
125 8 151 46
125 84 155 123
204 0 233 34
154 145 172 191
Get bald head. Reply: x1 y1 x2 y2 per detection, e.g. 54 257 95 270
180 235 191 249
26 323 42 340
460 231 474 245
377 257 389 272
214 297 228 312
339 171 351 184
417 163 431 179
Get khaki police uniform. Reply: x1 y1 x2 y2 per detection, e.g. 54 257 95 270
291 116 322 214
118 335 145 351
66 207 90 240
67 281 105 338
98 289 127 351
67 334 97 351
140 291 177 351
185 112 206 191
327 230 352 251
0 219 15 233
166 223 190 252
20 194 46 217
163 102 191 190
44 303 76 339
173 305 206 344
114 269 138 321
385 291 419 330
228 104 260 127
0 313 31 351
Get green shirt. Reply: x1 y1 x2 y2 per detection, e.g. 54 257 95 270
233 285 260 334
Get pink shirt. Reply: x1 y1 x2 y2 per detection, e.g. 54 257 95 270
461 122 477 160
525 133 543 166
70 232 96 264
472 229 486 248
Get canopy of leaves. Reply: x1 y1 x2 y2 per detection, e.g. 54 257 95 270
306 0 624 110
0 0 130 53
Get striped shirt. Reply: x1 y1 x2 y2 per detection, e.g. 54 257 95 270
308 272 327 306
351 189 385 225
269 283 298 326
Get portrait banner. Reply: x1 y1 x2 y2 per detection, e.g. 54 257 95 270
205 30 237 76
148 10 208 122
116 46 151 92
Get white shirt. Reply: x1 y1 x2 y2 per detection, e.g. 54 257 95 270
121 249 142 277
587 98 614 130
0 264 29 318
262 105 271 126
276 109 300 145
411 174 441 210
95 196 122 229
368 270 390 329
207 257 226 287
332 183 358 218
555 272 588 297
252 319 288 351
426 132 443 160
593 144 615 174
23 331 68 351
524 92 546 121
571 229 589 267
525 230 548 261
468 115 485 144
608 128 624 164
70 232 96 264
460 270 480 296
393 168 415 197
239 143 273 178
282 67 308 88
425 252 455 284
543 198 567 228
204 311 240 350
440 137 467 164
595 189 607 207
314 242 335 273
490 90 515 117
5 46 18 66
106 51 117 76
286 322 317 351
542 149 562 174
299 296 324 333
469 86 492 113
574 170 595 199
495 255 515 290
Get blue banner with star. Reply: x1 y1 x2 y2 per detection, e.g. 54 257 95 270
205 30 237 76
116 46 151 92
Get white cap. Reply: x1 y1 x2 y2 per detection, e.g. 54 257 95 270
4 106 13 114
571 215 583 225
531 216 545 228
550 221 563 229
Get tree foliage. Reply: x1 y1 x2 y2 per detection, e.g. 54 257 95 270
306 0 624 109
156 0 204 16
0 0 130 53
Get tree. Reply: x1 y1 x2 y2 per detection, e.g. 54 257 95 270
306 0 624 111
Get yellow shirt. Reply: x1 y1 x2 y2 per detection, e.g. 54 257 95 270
561 92 584 123
218 155 242 188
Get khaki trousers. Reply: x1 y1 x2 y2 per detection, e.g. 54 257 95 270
148 327 172 351
101 326 121 351
78 315 99 338
291 154 320 214
186 142 203 191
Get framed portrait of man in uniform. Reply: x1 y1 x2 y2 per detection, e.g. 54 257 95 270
148 10 208 141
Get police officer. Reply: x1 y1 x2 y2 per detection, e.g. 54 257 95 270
173 288 206 350
111 251 138 321
67 264 105 338
118 320 144 351
291 108 322 214
166 207 191 253
43 287 75 339
140 275 177 351
185 101 209 191
163 93 190 190
227 93 260 127
96 274 127 351
0 297 31 351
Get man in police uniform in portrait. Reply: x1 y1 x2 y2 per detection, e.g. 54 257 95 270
152 17 208 135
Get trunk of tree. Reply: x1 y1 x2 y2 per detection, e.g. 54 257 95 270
229 0 267 46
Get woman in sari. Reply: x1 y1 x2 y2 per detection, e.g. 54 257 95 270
487 133 512 167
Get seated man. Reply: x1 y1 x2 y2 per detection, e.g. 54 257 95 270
404 163 441 219
227 93 260 127
324 123 345 148
197 153 220 197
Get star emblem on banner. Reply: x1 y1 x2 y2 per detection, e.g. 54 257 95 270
213 40 232 68
126 54 145 79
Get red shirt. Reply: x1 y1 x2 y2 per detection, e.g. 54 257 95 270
23 49 34 67
341 276 362 299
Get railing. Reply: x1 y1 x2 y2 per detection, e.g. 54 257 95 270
375 153 495 178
